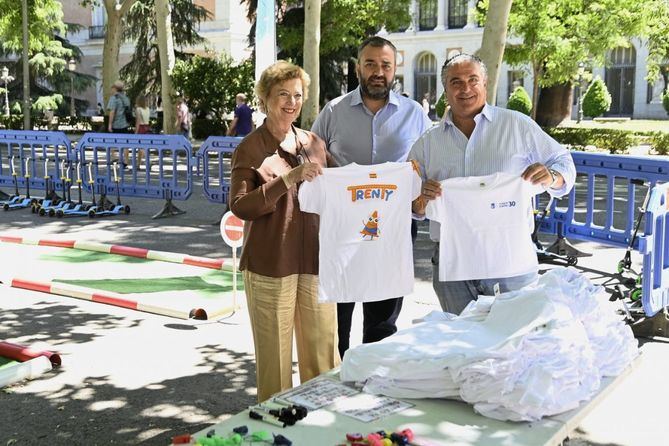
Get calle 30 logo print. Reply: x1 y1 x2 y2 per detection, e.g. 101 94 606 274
490 201 516 209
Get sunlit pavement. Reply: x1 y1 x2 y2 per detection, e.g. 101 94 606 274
0 182 668 445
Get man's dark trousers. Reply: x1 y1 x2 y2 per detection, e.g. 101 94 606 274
337 220 416 358
337 297 404 358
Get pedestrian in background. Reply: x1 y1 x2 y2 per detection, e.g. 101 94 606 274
175 97 191 139
227 93 254 137
229 60 339 402
107 80 131 133
133 95 151 168
134 96 151 135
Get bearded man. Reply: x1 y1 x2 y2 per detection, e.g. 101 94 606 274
311 36 432 358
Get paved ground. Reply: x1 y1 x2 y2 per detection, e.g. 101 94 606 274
0 179 668 445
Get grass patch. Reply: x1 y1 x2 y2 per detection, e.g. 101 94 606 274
0 356 19 371
40 250 147 264
55 269 244 296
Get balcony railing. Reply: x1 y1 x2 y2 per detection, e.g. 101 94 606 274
88 26 105 39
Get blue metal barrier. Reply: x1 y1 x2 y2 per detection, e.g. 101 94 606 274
538 152 669 248
0 130 74 197
537 151 669 315
638 182 669 316
76 133 193 218
197 136 242 205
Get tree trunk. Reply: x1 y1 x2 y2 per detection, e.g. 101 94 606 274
479 0 513 105
102 0 137 106
21 0 30 129
535 82 573 127
155 0 176 134
347 58 358 92
531 65 541 121
301 0 320 129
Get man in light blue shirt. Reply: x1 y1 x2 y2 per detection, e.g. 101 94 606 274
410 53 576 314
312 36 432 358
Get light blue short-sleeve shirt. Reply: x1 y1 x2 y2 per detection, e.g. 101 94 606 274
312 87 432 166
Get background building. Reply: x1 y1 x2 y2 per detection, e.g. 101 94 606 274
59 0 666 120
386 0 667 119
61 0 251 115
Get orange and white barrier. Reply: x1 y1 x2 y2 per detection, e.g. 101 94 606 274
9 278 208 320
0 340 60 388
0 236 231 271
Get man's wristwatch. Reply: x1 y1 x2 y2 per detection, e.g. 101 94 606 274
547 168 559 189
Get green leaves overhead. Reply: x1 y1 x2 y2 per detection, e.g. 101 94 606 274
480 0 647 87
172 55 255 122
120 0 210 100
278 0 411 56
0 0 66 54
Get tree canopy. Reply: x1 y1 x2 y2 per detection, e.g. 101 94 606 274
244 0 411 101
171 54 255 123
0 0 93 117
479 0 648 119
120 0 210 101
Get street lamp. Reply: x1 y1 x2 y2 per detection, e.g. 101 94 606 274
576 62 585 124
68 58 76 118
1 66 14 118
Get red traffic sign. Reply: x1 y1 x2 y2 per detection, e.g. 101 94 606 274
220 211 244 248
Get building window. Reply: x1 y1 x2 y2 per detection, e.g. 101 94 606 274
415 52 438 119
394 75 405 95
448 0 468 29
647 65 669 104
88 26 105 39
507 70 525 99
605 45 636 116
419 0 437 31
89 3 106 39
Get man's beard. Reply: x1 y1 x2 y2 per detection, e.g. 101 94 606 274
360 76 391 100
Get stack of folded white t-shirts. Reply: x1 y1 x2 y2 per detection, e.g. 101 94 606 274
536 268 638 376
340 267 638 421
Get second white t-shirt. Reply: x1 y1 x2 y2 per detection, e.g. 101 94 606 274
299 162 421 303
426 172 541 281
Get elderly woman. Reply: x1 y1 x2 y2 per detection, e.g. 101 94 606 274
229 60 339 402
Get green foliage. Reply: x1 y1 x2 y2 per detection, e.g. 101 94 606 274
582 77 612 118
32 94 63 113
663 89 669 116
507 86 532 115
479 0 648 91
651 131 669 155
435 92 448 119
121 0 210 100
191 118 226 140
593 130 635 154
644 0 669 84
246 0 411 101
544 127 640 154
0 0 66 54
0 114 23 130
278 0 411 55
172 55 255 124
0 2 92 119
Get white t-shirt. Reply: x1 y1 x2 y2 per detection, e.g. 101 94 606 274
299 162 421 303
426 172 542 281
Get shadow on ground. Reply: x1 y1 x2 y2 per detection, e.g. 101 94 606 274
0 301 141 347
0 345 256 445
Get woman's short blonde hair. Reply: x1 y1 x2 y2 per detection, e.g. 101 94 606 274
255 60 310 113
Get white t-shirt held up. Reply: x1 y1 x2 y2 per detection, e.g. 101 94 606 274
426 172 543 281
299 162 421 303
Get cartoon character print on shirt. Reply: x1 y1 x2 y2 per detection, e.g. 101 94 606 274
360 210 380 240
